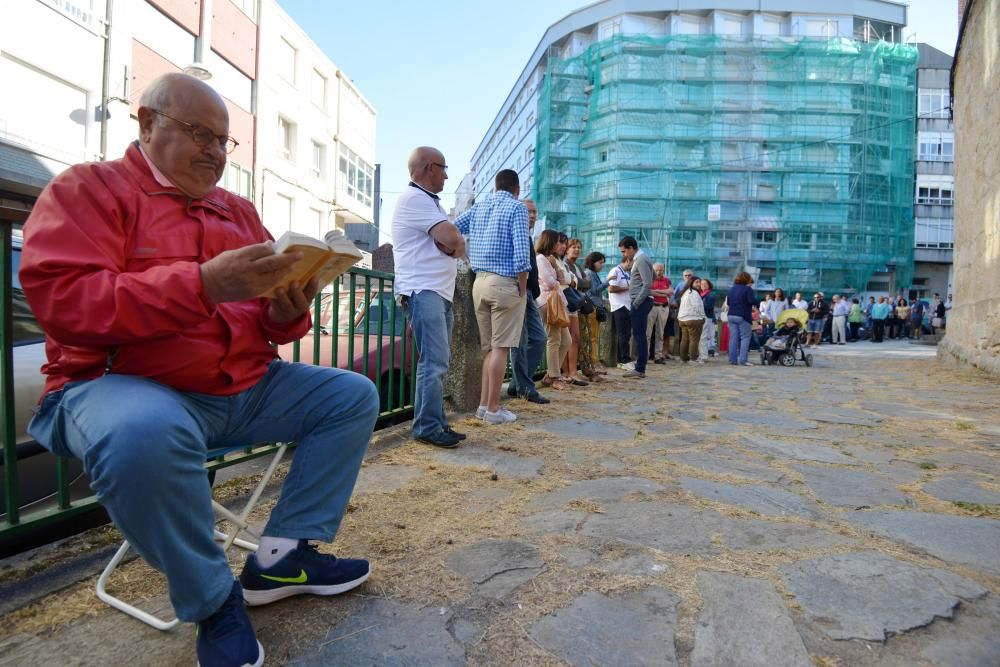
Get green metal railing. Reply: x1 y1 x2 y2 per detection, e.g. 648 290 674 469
1 220 416 542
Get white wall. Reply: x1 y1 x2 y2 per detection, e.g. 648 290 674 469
256 0 376 239
0 0 106 167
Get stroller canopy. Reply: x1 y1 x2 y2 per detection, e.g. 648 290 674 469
777 308 808 328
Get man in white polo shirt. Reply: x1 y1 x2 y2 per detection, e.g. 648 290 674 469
392 146 467 448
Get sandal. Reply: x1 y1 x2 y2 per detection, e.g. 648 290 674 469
567 376 589 387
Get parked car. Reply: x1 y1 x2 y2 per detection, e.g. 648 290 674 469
1 229 90 525
276 285 415 414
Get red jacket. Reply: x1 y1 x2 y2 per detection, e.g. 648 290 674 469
20 143 310 398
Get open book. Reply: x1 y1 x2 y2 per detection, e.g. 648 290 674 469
262 228 364 298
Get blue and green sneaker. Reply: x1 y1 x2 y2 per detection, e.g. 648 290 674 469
239 540 371 606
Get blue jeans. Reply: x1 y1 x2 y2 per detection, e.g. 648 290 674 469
28 361 377 622
402 290 453 438
727 315 752 364
510 297 546 396
629 298 653 373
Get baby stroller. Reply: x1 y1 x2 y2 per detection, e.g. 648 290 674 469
760 309 813 367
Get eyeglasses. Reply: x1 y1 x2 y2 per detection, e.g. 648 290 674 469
151 109 239 154
430 162 448 172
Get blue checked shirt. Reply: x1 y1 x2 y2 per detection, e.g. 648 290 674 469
454 190 530 278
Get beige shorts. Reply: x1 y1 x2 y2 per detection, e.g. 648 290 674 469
472 272 526 351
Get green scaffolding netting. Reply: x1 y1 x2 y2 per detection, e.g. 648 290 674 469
534 34 918 293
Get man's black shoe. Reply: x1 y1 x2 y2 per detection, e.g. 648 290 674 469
506 385 518 398
653 358 667 364
521 393 550 404
445 426 466 440
416 431 461 448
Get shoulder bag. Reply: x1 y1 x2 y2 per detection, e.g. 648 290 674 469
546 293 570 328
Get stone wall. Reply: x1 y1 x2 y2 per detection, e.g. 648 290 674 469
939 0 1000 376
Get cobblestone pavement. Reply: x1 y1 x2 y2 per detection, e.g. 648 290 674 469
1 340 998 666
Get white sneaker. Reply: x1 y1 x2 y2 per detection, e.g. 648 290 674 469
624 361 636 371
483 409 517 424
475 405 487 419
694 359 705 364
616 363 628 370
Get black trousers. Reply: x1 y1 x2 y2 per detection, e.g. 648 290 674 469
613 307 631 363
873 319 885 342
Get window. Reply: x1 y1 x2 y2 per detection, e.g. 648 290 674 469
917 186 953 205
754 231 777 244
309 207 324 237
918 132 954 161
915 217 954 249
918 88 950 118
272 194 293 234
278 117 295 161
311 69 327 108
338 146 374 208
230 0 256 19
279 38 297 85
311 141 325 177
223 162 253 199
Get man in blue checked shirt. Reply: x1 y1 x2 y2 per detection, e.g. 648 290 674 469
455 169 530 426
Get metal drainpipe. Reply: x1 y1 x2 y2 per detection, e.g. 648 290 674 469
251 0 262 209
196 0 214 67
99 0 113 161
334 70 343 230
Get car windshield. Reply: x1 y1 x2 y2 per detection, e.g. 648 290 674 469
337 294 405 336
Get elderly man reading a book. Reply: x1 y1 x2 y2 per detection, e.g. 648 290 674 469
19 73 376 667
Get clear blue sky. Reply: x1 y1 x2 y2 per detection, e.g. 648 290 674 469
278 0 959 244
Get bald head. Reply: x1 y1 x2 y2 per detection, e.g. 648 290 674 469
408 146 447 194
138 73 230 198
139 73 227 125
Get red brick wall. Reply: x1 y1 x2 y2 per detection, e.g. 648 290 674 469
223 97 254 167
131 40 183 114
212 0 257 79
147 0 201 35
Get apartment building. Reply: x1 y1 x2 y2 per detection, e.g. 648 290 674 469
457 0 917 295
913 43 955 300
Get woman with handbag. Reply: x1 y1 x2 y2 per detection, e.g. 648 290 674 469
536 230 573 391
555 235 590 386
584 251 609 371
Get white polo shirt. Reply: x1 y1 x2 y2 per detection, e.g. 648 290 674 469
392 183 457 302
607 264 631 312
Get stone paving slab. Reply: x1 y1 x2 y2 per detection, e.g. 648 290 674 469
529 588 679 666
285 596 466 666
781 552 987 641
446 539 545 599
524 501 856 554
691 571 810 667
922 474 1000 506
741 434 860 465
848 510 1000 576
534 476 669 507
354 463 422 494
667 449 786 482
724 412 818 430
681 477 820 518
431 445 544 479
527 416 636 440
795 465 911 508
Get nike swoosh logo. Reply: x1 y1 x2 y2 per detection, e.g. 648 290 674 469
261 569 308 584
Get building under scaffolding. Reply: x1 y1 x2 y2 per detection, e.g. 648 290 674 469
534 34 918 293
